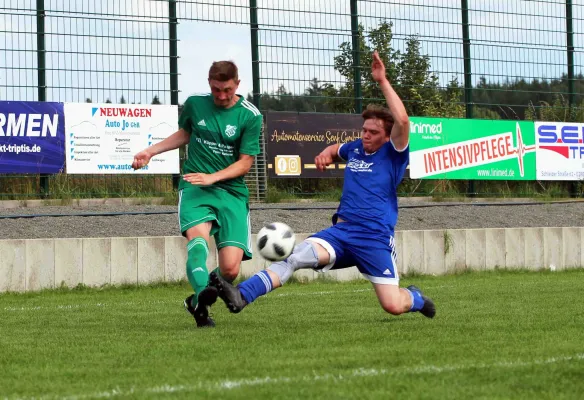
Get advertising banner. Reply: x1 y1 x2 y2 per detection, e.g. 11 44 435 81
536 122 584 181
265 111 362 178
0 101 65 173
409 118 536 180
64 103 180 174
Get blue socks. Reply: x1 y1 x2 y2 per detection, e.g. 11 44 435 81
407 288 425 312
237 273 426 313
238 271 274 304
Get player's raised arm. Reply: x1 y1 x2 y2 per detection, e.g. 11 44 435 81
371 50 409 151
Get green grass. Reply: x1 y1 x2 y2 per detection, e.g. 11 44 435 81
0 174 177 201
1 270 584 399
2 174 583 201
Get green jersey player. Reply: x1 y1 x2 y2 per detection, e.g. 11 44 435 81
132 61 262 328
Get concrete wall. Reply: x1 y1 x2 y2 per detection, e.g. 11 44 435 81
1 227 582 293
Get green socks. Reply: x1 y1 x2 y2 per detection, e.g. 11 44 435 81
186 237 209 306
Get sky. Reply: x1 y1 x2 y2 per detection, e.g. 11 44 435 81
0 0 582 105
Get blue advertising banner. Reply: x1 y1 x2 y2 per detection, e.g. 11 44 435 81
0 101 65 173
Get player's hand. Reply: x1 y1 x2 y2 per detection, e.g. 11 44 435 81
132 150 153 170
371 50 387 83
183 173 218 186
315 152 333 171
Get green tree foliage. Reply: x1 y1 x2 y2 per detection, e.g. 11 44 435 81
247 79 336 113
255 20 581 123
473 74 584 120
258 20 465 117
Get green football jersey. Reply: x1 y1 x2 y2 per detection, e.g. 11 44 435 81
178 94 262 198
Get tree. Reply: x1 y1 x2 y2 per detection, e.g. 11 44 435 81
328 20 457 116
151 95 161 105
250 82 330 112
472 74 584 120
119 95 126 104
425 77 465 118
302 78 333 112
395 35 442 116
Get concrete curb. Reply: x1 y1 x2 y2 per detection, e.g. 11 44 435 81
0 198 170 209
1 227 582 293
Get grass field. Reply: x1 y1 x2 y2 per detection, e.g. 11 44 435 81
1 270 583 399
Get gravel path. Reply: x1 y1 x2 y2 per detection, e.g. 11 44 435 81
1 199 583 239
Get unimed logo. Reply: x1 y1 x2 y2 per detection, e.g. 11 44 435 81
410 121 443 135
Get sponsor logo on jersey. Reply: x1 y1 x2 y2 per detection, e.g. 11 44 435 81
225 124 237 137
347 159 374 172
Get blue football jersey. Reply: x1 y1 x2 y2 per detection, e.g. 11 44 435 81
335 138 409 234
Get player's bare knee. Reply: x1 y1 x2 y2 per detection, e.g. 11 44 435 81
219 261 240 281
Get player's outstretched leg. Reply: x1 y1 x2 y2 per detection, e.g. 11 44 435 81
406 285 436 318
211 241 323 314
184 286 219 327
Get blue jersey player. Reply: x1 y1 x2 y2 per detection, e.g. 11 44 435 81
203 51 436 320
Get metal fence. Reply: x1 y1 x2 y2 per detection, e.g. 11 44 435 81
1 0 583 201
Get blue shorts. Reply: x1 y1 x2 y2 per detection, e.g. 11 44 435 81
306 222 399 285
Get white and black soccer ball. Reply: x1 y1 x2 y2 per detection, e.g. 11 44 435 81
257 222 296 261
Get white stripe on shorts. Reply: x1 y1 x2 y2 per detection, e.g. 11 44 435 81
177 189 183 231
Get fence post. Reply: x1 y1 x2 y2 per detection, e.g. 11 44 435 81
566 0 575 108
350 0 362 113
37 0 49 198
169 0 180 190
249 0 266 201
250 0 261 108
461 0 475 197
566 0 578 197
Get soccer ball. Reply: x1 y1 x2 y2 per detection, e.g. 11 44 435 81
257 222 296 261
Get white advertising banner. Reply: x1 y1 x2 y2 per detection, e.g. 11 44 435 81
536 122 584 181
64 103 180 174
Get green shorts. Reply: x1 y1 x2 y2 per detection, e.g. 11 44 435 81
178 185 252 260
